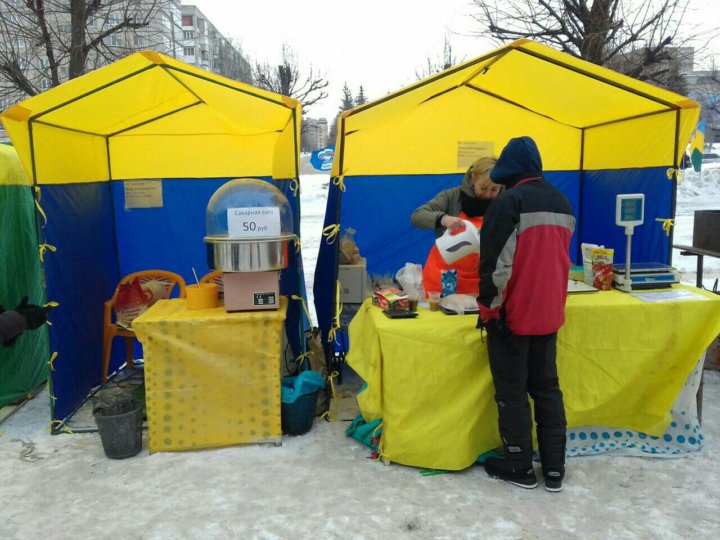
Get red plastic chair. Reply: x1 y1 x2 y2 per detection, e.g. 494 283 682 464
101 270 186 383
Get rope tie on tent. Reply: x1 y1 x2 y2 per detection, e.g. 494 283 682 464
48 419 74 435
38 242 57 262
321 370 340 422
332 176 346 192
327 281 342 343
295 351 310 366
289 178 299 197
322 223 340 244
655 218 674 237
289 294 312 325
47 351 58 372
43 301 59 326
33 186 48 228
293 237 302 253
666 167 684 184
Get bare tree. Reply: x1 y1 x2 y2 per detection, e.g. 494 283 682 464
416 36 460 80
470 0 704 91
253 43 328 114
0 0 177 106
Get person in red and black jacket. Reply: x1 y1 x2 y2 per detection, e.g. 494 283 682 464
477 136 575 492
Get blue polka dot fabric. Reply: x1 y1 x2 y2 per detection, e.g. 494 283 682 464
566 359 704 458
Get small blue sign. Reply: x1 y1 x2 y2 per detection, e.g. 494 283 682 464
310 146 335 171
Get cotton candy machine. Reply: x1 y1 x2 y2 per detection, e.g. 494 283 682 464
204 178 296 311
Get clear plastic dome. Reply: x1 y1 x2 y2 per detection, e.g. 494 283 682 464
205 178 294 239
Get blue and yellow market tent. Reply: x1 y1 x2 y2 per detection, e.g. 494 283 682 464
1 51 306 427
314 39 700 342
0 144 49 408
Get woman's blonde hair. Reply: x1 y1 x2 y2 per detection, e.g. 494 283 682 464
470 156 497 183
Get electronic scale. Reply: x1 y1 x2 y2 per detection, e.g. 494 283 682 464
611 194 679 292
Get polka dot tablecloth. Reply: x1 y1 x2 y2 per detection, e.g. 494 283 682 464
567 357 705 458
133 298 286 453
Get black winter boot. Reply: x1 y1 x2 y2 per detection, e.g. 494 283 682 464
543 468 564 492
484 457 538 489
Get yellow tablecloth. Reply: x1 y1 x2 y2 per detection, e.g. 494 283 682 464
348 285 720 470
133 298 287 452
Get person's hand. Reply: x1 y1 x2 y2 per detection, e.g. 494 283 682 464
440 215 466 231
15 296 53 330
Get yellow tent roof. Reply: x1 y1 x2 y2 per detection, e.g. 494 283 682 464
332 39 700 176
1 51 302 185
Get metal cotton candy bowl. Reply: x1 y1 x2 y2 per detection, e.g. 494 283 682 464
204 178 296 272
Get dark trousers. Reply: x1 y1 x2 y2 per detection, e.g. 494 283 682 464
486 326 567 472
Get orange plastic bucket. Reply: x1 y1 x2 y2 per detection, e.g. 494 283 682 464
186 283 219 310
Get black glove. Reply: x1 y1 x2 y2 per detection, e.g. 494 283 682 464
16 296 53 330
0 304 5 314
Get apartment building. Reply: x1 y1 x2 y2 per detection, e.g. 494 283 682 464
0 0 251 139
302 117 329 152
180 5 251 84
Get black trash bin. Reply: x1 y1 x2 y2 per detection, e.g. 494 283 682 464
93 399 144 459
281 391 319 435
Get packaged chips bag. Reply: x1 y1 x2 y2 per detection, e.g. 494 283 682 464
591 248 614 290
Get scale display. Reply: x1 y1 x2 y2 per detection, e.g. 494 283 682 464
616 194 645 228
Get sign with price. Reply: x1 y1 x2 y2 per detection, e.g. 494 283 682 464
227 207 281 238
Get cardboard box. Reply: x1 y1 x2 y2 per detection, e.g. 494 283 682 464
693 210 720 254
371 288 409 310
339 259 368 304
222 271 280 311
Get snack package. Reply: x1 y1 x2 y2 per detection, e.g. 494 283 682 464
581 243 603 286
371 287 409 310
441 269 458 296
591 248 614 290
339 227 361 265
114 278 153 327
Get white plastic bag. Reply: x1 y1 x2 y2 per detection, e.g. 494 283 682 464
395 263 424 300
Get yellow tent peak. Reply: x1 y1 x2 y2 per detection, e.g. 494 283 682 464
139 50 166 65
1 103 31 121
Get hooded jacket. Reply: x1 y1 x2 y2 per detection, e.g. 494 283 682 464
478 137 575 335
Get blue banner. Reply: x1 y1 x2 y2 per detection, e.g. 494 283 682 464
310 146 335 171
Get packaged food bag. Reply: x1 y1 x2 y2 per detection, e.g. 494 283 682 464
371 288 409 310
591 248 614 290
114 278 153 327
581 243 603 286
441 268 458 296
339 227 361 265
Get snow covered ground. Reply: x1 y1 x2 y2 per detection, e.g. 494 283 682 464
1 158 719 539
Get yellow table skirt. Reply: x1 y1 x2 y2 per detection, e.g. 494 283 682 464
348 285 720 470
133 298 287 452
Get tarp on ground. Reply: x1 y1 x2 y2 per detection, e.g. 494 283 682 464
0 143 49 408
315 39 700 343
1 51 306 425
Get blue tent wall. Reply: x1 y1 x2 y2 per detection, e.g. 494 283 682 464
581 168 673 265
43 177 305 423
314 167 670 343
41 183 118 421
334 171 581 278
